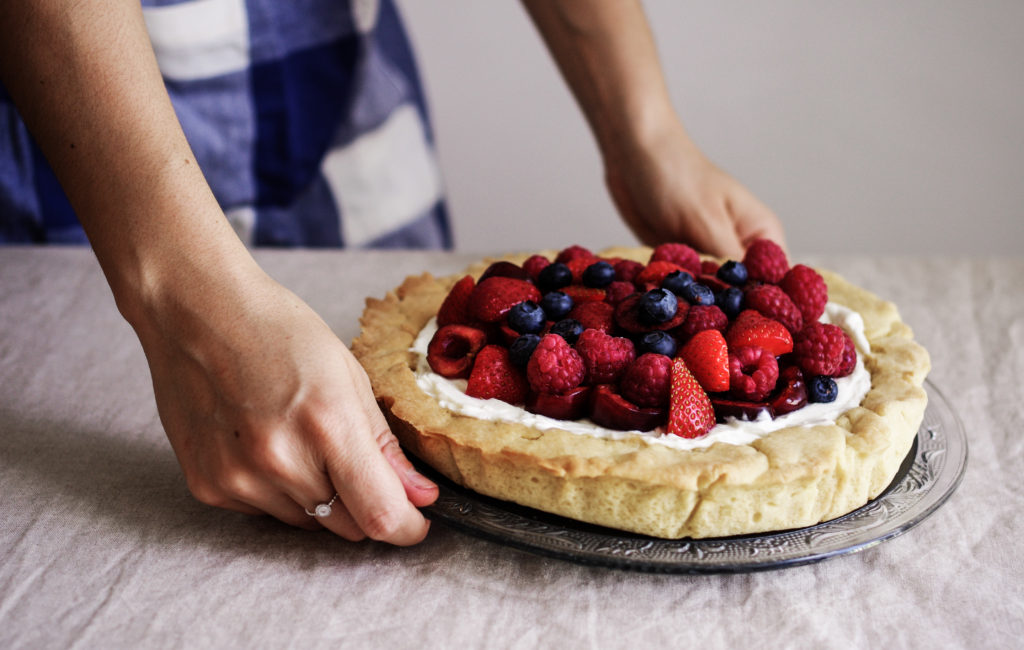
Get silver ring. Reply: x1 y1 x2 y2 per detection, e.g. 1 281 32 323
305 493 339 518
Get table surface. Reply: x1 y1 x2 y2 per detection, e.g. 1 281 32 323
1 247 1022 649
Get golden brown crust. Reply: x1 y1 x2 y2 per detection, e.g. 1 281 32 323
352 248 930 539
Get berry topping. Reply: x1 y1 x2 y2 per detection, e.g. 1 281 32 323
522 254 551 281
582 261 616 288
426 324 488 379
678 304 729 340
540 291 573 320
794 322 846 376
554 244 594 265
679 329 730 394
604 280 636 306
614 293 689 334
575 329 636 384
589 384 666 431
469 276 542 323
726 310 794 357
537 262 573 292
466 345 529 404
651 243 701 275
567 301 614 333
526 334 586 395
635 261 687 288
507 300 546 334
716 260 749 286
550 318 584 344
680 283 715 306
613 259 645 283
509 333 541 368
478 261 530 282
621 353 673 408
744 284 804 334
635 330 678 357
661 270 695 295
779 264 828 324
667 357 716 438
436 275 475 327
566 256 600 284
525 385 592 420
742 238 789 284
562 285 607 304
807 375 839 403
728 346 780 402
715 287 744 319
770 366 808 416
637 288 679 325
835 332 858 377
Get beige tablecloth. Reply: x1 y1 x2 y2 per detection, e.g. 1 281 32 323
1 248 1021 649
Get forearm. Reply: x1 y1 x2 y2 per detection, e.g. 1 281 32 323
0 0 256 328
521 0 690 158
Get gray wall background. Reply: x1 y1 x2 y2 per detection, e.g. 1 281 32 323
395 1 1022 257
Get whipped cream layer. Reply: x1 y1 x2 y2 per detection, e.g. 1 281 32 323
411 303 871 451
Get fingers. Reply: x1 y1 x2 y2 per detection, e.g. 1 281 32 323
378 430 439 508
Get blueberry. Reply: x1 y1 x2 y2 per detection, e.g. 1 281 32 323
537 262 572 292
509 334 541 368
507 300 545 334
582 261 615 288
715 287 744 319
681 283 715 306
661 270 694 296
808 375 839 403
637 288 678 325
716 260 748 286
540 291 574 320
636 331 678 357
550 318 584 344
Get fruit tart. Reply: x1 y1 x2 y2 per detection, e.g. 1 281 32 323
353 241 930 539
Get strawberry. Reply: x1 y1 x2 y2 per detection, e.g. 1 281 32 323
526 333 585 395
614 293 689 334
650 243 701 275
620 353 673 408
743 238 789 284
679 329 730 393
668 357 716 438
568 301 614 333
634 261 685 288
562 285 606 305
726 310 794 357
468 276 542 323
436 275 475 327
466 345 529 404
744 284 804 334
426 324 488 378
575 328 635 384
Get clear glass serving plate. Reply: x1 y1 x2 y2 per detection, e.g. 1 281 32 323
418 381 967 573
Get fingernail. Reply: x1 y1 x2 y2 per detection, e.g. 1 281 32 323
405 468 436 491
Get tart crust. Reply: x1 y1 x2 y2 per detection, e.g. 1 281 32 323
353 248 930 539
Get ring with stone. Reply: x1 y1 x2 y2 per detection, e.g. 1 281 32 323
305 493 339 518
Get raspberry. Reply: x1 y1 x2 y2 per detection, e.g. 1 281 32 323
604 280 636 306
743 238 789 284
620 353 672 408
700 260 720 276
468 276 542 323
744 284 804 334
728 346 780 402
426 324 488 379
678 304 729 340
650 243 701 275
568 301 614 333
613 259 644 283
566 256 600 284
575 329 636 384
779 264 828 324
526 334 585 395
794 322 846 376
554 245 594 265
835 331 857 377
436 275 475 327
522 254 551 281
466 345 529 404
634 261 686 288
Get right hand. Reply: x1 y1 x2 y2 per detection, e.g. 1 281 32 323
132 266 437 545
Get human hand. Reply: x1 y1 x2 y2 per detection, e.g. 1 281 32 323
134 267 437 545
604 121 786 260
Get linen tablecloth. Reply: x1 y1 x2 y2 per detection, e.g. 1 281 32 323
1 247 1021 649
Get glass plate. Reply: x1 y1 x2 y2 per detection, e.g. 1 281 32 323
418 381 967 573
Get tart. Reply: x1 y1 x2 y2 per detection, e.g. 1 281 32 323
353 243 930 539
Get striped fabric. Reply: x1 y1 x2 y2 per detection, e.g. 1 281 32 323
0 0 451 249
